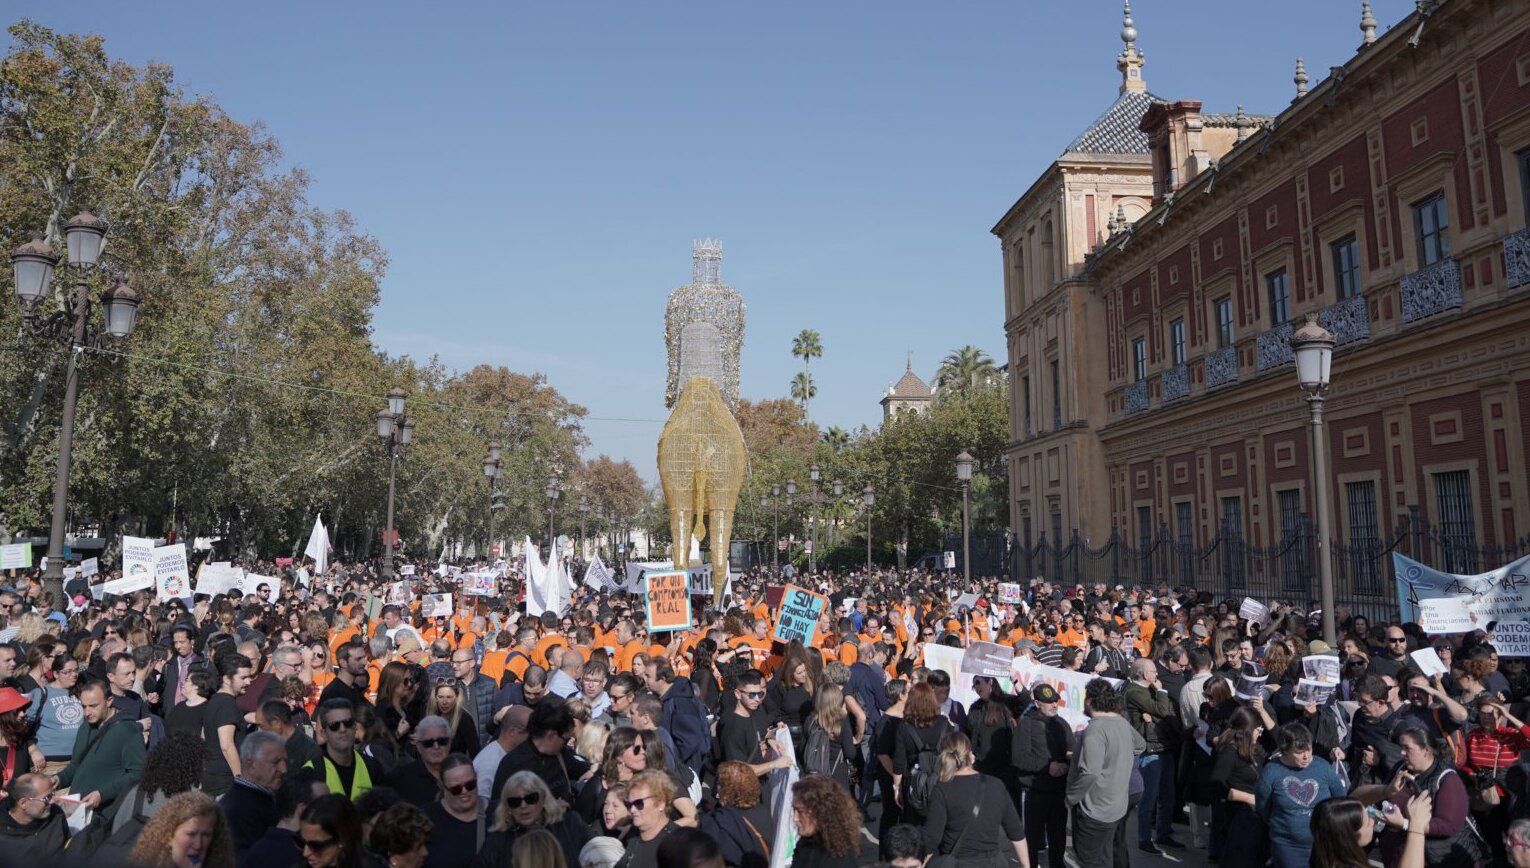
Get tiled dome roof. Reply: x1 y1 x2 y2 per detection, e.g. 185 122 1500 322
1063 89 1165 154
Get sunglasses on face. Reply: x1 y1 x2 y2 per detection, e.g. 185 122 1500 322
741 690 765 699
446 779 478 795
627 743 645 755
1388 637 1407 644
625 797 651 811
295 833 337 852
417 737 451 749
504 791 541 808
325 718 354 732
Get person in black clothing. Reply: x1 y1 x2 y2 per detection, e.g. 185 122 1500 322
921 730 1028 866
0 773 69 864
475 770 592 868
873 679 908 848
242 775 326 868
1207 706 1268 867
890 682 951 826
218 730 288 856
422 754 487 868
964 676 1018 797
764 648 817 741
1012 682 1074 868
715 671 784 774
318 641 374 713
201 652 254 796
491 700 578 806
165 668 216 740
614 769 679 868
304 699 386 802
389 715 456 808
788 774 861 868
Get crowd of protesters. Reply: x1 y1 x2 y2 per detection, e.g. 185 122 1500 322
0 554 1524 868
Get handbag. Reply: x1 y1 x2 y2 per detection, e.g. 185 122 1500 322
1471 744 1504 812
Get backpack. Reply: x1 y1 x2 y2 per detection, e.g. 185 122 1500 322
803 721 843 778
901 721 944 816
498 651 531 686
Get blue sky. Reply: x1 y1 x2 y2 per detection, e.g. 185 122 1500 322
6 1 1398 478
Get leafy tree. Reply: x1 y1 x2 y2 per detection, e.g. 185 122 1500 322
822 426 851 453
789 371 817 409
934 345 999 396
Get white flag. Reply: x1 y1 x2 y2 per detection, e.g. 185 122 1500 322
583 554 615 592
303 515 331 577
525 536 550 617
544 538 570 616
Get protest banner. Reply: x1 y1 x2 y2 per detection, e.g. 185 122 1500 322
1301 654 1341 683
1295 678 1337 705
766 726 799 868
645 571 692 632
196 562 243 597
773 585 828 646
997 582 1023 604
1009 654 1119 732
464 571 496 596
242 574 280 603
0 543 31 572
152 544 191 601
79 557 98 579
1239 597 1271 625
923 644 1003 714
1411 647 1449 677
424 593 453 617
1417 595 1484 633
1492 621 1530 657
1393 550 1530 624
959 640 1015 678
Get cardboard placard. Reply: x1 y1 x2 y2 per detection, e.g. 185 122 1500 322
464 571 496 596
941 551 956 570
79 557 98 579
959 640 1016 678
644 571 692 632
1417 596 1482 633
763 585 786 610
424 593 453 618
772 585 828 646
387 581 409 605
400 564 417 577
953 592 980 612
997 583 1023 604
152 544 191 601
196 562 243 597
0 543 31 571
120 536 155 592
242 574 281 603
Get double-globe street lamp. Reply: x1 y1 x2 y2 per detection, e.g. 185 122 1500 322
376 388 413 579
862 484 875 575
1290 314 1338 646
483 444 503 560
808 465 820 574
11 212 142 601
956 450 974 585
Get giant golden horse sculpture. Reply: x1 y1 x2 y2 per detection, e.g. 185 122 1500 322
657 377 746 606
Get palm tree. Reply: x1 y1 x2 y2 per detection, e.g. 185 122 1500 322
791 329 823 417
935 345 998 396
822 426 851 452
790 371 817 408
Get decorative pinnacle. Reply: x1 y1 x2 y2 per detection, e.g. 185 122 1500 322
1294 58 1310 99
1120 1 1137 47
691 238 722 285
1234 105 1252 142
1115 1 1146 94
1360 1 1378 45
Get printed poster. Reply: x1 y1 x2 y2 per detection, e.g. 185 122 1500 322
152 543 191 601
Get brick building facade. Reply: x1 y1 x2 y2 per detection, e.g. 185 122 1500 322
996 0 1530 603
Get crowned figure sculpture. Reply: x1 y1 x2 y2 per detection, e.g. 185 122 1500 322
657 240 747 605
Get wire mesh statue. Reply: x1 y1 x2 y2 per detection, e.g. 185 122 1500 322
657 240 746 605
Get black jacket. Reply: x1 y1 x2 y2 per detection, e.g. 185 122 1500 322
1011 705 1075 792
218 779 279 855
660 677 711 768
0 802 69 867
471 813 591 868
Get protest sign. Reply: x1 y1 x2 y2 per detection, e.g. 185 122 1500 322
583 555 616 592
1294 678 1337 705
196 562 243 597
361 594 384 621
997 583 1023 604
464 571 495 596
1393 550 1530 624
773 585 828 646
152 544 191 601
1491 621 1530 657
1235 661 1268 700
923 643 1004 714
1009 654 1119 732
763 585 786 610
0 543 31 571
645 571 692 632
766 726 799 868
400 565 416 577
387 581 408 605
294 567 312 588
120 536 155 591
1301 654 1341 683
242 574 280 603
953 592 980 611
1411 647 1449 677
275 557 294 569
1239 597 1271 625
424 593 453 617
959 641 1016 678
79 557 98 579
942 551 956 570
1417 595 1483 633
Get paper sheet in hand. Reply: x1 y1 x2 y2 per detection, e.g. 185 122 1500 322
424 593 453 617
1294 678 1337 705
1410 647 1448 677
997 583 1023 604
1239 597 1271 625
1301 654 1341 683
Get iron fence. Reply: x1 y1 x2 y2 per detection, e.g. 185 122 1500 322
1013 507 1530 627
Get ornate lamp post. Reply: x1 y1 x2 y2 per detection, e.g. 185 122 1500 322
767 483 781 574
785 478 797 569
808 464 821 574
11 212 142 601
545 473 561 555
831 480 843 550
1291 314 1338 645
956 450 974 584
862 484 875 575
483 444 502 560
578 498 590 559
376 388 413 579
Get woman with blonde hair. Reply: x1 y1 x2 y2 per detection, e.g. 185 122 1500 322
804 683 856 789
127 790 236 868
920 731 1028 867
429 677 480 755
13 612 47 646
476 769 592 867
512 828 569 868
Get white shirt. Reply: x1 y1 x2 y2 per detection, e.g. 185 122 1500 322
473 740 507 797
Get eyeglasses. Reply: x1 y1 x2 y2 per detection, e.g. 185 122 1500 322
21 793 53 805
625 797 651 811
324 718 355 732
626 742 645 755
741 690 765 699
417 736 451 749
445 779 478 795
609 692 629 701
295 834 337 852
1388 637 1408 644
504 791 541 808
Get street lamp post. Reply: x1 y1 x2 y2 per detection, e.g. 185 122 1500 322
831 480 843 550
862 484 875 575
785 478 797 570
769 484 781 574
1291 314 1338 646
808 464 820 574
11 212 143 602
376 388 413 579
483 444 502 561
545 474 561 556
956 450 974 585
578 499 589 560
